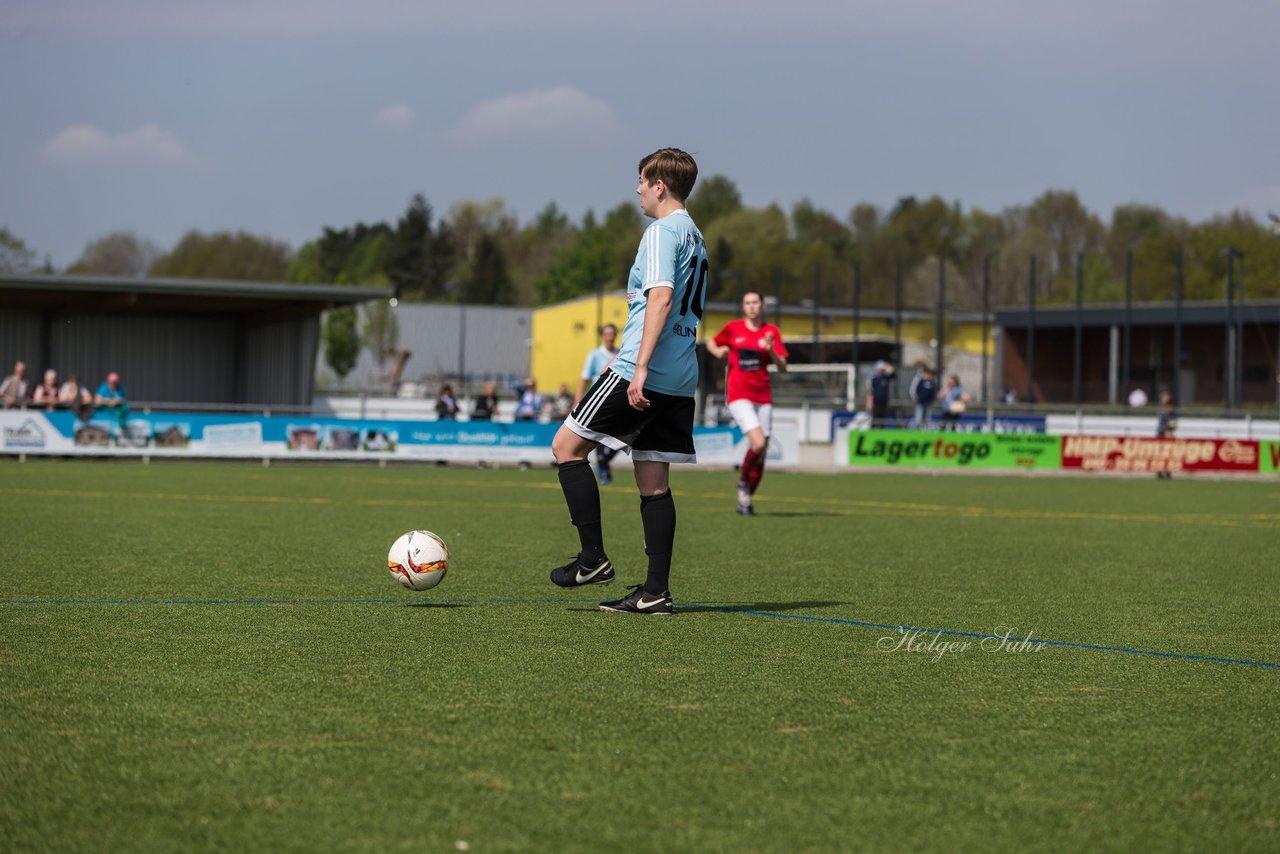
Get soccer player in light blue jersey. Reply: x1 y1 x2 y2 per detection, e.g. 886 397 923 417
548 148 709 616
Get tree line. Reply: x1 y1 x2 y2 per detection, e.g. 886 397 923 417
4 179 1278 315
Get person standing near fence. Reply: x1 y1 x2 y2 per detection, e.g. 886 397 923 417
576 323 620 484
706 290 788 516
1155 389 1178 480
908 363 937 429
938 373 969 430
866 361 894 427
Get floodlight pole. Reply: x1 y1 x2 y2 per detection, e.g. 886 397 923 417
812 266 822 364
1123 248 1133 410
1174 247 1184 407
1073 252 1083 411
981 255 991 405
852 260 862 370
934 258 945 379
1222 247 1239 412
1026 255 1036 406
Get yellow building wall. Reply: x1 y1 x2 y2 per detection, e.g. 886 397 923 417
530 292 630 395
531 296 993 391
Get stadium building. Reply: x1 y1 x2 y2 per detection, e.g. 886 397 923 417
995 300 1280 406
0 274 391 407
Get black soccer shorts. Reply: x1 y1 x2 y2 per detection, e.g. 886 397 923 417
564 369 697 464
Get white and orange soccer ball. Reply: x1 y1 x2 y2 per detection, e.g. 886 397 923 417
387 530 449 591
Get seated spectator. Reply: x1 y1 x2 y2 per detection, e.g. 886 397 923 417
32 369 60 410
435 384 458 420
515 378 542 422
471 382 499 421
95 371 129 428
58 373 94 418
551 382 574 420
0 361 28 408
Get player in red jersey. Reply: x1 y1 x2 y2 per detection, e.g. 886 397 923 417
706 290 788 515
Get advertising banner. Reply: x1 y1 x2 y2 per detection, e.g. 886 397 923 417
831 410 1046 440
1264 441 1280 474
0 410 799 467
1060 435 1262 474
846 430 1061 470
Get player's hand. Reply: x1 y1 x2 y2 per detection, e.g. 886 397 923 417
627 368 650 411
760 332 774 350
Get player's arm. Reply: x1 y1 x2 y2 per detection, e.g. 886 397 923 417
706 324 731 360
766 333 788 373
760 329 787 373
627 286 673 410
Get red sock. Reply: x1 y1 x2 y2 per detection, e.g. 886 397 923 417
747 449 766 494
740 448 760 488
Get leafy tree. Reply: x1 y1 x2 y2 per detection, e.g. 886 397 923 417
322 307 360 379
532 203 642 304
504 203 577 304
385 194 454 301
68 232 160 277
149 230 293 280
700 205 790 301
361 300 399 368
0 227 37 273
459 233 513 304
688 175 743 227
1021 190 1106 300
791 199 852 260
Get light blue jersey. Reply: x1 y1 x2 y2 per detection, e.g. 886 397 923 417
581 345 617 381
612 210 708 397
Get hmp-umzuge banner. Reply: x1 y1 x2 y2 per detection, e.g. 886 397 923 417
1061 435 1262 473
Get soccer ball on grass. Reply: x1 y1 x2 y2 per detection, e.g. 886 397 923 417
387 530 449 591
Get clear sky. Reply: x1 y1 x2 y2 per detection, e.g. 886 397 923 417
2 0 1277 268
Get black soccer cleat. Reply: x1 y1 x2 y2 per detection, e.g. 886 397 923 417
550 554 615 588
736 503 756 516
598 584 673 616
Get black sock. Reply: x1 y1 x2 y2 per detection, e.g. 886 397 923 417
640 489 676 595
558 459 604 564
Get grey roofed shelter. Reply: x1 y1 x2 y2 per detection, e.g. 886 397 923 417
0 274 393 407
994 299 1280 405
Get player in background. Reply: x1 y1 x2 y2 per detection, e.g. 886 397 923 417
548 148 708 616
705 291 788 515
575 323 620 484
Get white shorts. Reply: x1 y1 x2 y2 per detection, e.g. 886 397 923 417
727 399 773 436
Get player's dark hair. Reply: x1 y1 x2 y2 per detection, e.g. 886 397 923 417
600 323 618 335
639 148 698 202
742 290 764 303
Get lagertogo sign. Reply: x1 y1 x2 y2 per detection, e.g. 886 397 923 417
1061 436 1259 473
848 430 1060 469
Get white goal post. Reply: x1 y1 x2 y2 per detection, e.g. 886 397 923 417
767 363 858 410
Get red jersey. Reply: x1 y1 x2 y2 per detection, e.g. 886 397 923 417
713 319 788 404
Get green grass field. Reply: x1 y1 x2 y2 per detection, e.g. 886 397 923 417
2 459 1278 852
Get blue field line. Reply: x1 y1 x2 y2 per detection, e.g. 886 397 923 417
2 595 1275 671
679 604 1280 671
0 596 574 607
